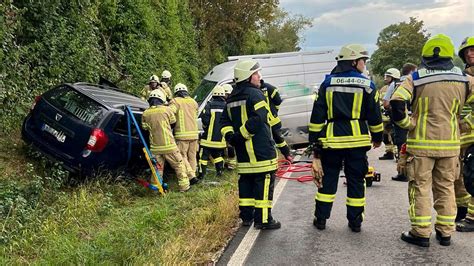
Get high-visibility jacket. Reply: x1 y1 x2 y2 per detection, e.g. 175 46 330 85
220 81 278 174
142 105 178 154
169 96 199 140
460 66 474 147
309 70 383 149
140 85 172 102
160 82 173 101
261 82 283 129
200 97 226 148
391 67 474 157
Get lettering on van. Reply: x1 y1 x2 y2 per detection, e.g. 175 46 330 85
330 77 371 88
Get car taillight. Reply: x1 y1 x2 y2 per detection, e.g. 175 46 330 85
31 95 41 110
86 128 108 152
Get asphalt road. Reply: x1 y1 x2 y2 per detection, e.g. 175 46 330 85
218 146 473 265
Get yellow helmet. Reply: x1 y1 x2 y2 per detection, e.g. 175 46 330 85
336 44 369 61
384 68 401 79
161 70 172 79
149 74 160 83
458 36 474 64
234 59 261 83
421 34 454 58
149 89 166 102
212 85 226 97
174 83 188 93
222 84 233 94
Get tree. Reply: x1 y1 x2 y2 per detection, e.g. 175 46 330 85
370 17 430 76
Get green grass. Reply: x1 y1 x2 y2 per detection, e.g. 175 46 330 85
1 132 239 264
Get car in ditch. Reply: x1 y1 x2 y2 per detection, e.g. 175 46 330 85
22 82 149 175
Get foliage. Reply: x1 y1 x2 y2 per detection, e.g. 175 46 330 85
370 17 430 76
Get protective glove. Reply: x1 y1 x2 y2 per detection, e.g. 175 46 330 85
312 157 324 188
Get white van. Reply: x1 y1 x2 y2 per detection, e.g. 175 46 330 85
192 50 338 146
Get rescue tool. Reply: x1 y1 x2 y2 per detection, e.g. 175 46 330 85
125 105 167 195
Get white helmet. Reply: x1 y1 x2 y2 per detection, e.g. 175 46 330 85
336 44 370 61
212 85 226 97
174 83 188 93
161 70 172 79
222 84 233 94
234 59 261 83
385 68 401 79
149 74 160 83
149 89 166 102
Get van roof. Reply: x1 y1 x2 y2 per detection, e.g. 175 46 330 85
71 83 149 111
203 49 337 85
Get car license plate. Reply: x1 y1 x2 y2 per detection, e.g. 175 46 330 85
42 123 66 143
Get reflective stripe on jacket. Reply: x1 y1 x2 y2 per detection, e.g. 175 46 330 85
169 96 199 140
142 105 178 154
200 97 226 148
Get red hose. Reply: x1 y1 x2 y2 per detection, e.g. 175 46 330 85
276 159 314 183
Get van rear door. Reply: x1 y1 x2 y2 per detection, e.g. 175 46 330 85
28 85 107 159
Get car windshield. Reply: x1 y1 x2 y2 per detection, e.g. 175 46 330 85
192 79 217 104
45 86 106 126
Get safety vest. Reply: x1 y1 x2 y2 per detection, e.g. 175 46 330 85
393 67 471 156
461 66 474 147
141 105 178 154
309 71 383 149
220 81 278 174
169 96 199 140
261 82 282 129
200 97 226 148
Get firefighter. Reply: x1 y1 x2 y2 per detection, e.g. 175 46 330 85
222 83 237 170
456 36 474 231
160 70 173 102
309 44 383 232
169 83 200 185
390 34 474 247
379 84 392 157
390 63 417 182
221 59 281 230
260 80 293 162
379 68 400 160
141 89 190 192
141 75 160 101
197 85 227 180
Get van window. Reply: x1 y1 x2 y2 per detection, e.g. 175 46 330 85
45 86 106 126
193 79 217 104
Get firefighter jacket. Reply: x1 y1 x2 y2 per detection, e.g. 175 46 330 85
140 85 172 103
142 105 178 154
261 82 283 129
460 66 474 147
390 66 474 157
169 96 199 140
199 97 226 148
220 81 278 174
309 70 383 149
160 82 173 101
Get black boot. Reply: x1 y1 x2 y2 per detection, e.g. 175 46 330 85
400 231 430 247
190 177 201 185
254 219 281 230
455 207 468 222
456 218 474 232
348 221 361 232
392 174 408 182
379 152 394 160
313 218 326 230
435 229 451 246
216 161 224 177
242 219 253 226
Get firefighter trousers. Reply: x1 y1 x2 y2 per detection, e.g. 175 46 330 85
198 146 224 177
176 139 199 179
154 149 190 191
272 127 290 158
315 148 368 226
455 147 474 220
383 122 394 153
239 171 275 224
406 156 457 237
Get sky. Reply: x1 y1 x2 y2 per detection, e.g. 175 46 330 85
280 0 474 53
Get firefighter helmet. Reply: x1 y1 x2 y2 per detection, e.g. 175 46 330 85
336 44 369 61
458 36 474 64
222 84 233 94
212 85 226 97
421 34 454 59
161 70 172 79
174 83 188 93
384 68 401 79
149 75 160 83
149 89 166 102
234 60 261 83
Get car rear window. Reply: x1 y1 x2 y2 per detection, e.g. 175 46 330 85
44 86 106 126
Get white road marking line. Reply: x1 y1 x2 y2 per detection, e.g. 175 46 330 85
227 155 301 266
